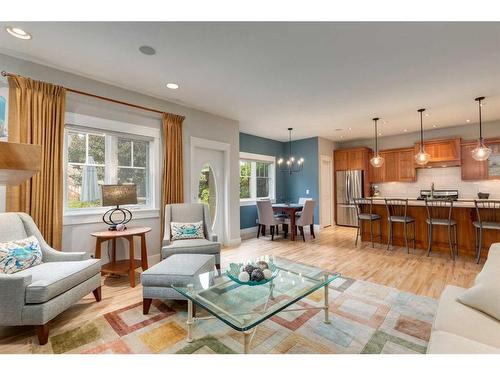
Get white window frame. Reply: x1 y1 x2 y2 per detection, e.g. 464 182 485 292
239 151 276 206
63 113 160 225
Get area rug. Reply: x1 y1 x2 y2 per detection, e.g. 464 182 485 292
4 262 438 354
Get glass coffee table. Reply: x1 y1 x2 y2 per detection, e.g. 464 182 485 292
172 256 340 353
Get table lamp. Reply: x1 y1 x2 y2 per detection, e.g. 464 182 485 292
101 184 137 231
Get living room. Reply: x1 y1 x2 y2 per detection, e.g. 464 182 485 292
1 1 499 373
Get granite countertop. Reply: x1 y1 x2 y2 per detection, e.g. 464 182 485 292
368 197 493 208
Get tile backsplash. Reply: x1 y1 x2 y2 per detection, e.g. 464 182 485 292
375 167 500 199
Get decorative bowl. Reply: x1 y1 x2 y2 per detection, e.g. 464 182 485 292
478 192 490 199
226 260 279 286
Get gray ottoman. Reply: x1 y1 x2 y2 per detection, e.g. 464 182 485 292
141 253 215 314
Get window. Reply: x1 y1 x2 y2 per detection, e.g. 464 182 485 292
239 152 276 204
65 126 153 211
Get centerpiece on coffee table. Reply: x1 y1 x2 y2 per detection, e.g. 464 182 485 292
226 258 279 286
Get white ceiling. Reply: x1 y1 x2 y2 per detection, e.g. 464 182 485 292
0 22 499 142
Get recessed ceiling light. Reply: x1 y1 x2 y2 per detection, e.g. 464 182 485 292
340 135 344 139
139 45 156 55
433 124 437 128
378 132 382 136
166 83 179 90
5 26 32 40
466 119 471 123
425 113 430 117
348 127 352 131
403 129 408 132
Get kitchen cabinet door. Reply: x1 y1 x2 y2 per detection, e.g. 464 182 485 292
461 143 488 180
383 151 399 182
334 150 348 171
398 149 416 182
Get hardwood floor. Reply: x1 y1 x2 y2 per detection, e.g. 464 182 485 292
0 225 483 348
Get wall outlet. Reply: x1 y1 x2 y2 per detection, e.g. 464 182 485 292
306 189 310 195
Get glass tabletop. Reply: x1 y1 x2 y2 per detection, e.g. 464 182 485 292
171 256 340 331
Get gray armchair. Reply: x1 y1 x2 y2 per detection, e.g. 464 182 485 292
162 203 221 269
0 213 102 345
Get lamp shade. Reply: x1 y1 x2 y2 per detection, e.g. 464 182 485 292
101 184 137 207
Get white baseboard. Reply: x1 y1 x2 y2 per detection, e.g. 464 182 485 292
225 237 242 247
240 226 259 240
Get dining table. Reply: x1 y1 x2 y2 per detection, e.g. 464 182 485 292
272 203 303 241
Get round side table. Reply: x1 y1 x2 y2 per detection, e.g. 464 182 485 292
90 227 151 288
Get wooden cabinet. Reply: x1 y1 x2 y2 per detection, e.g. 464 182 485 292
334 148 369 171
460 139 500 181
368 148 416 183
334 150 348 171
414 138 461 168
398 149 417 182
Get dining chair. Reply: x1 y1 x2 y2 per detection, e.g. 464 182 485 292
256 199 284 240
296 197 312 217
473 200 500 264
294 200 316 241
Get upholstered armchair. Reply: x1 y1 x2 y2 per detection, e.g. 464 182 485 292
162 203 221 269
0 213 102 345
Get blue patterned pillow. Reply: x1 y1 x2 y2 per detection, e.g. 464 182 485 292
0 236 43 274
171 221 205 240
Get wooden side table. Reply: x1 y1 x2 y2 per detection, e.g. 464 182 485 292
90 227 151 288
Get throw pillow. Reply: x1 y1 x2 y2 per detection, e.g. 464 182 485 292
171 221 205 241
458 283 500 321
0 236 43 274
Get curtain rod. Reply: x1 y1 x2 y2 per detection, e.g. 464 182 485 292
1 70 185 119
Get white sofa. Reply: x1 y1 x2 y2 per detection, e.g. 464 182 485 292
427 243 500 354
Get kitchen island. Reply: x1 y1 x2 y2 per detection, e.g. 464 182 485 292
360 198 500 260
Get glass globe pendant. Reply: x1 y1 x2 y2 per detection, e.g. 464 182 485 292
369 117 385 168
471 96 491 162
415 108 430 166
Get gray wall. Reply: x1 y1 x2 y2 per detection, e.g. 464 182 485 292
0 53 241 263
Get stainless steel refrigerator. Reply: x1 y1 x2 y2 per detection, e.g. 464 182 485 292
336 170 364 227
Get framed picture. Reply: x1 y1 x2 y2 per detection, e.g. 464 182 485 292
0 86 8 141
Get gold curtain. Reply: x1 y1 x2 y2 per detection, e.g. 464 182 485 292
6 75 66 249
160 112 185 240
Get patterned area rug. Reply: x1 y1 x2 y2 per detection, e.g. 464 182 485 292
7 263 438 354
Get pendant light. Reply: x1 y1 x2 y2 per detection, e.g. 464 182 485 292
369 117 384 168
415 108 430 166
471 96 491 161
277 128 304 174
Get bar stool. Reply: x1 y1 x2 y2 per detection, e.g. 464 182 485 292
473 200 500 264
385 198 415 253
425 198 458 260
353 198 382 247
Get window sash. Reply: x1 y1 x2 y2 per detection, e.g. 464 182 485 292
64 125 154 212
239 156 275 202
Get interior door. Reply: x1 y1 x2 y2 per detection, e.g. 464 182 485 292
320 157 332 227
191 145 225 242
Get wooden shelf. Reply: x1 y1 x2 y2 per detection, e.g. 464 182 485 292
101 259 142 276
0 142 41 185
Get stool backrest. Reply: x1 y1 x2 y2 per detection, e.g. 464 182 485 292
474 200 500 224
385 198 408 218
353 197 374 218
425 198 453 222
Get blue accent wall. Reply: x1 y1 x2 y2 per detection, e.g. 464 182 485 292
239 132 286 229
239 133 319 228
283 137 320 224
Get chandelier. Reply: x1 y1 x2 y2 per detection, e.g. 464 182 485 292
277 128 304 174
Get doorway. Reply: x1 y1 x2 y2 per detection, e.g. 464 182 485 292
190 137 229 244
320 155 333 228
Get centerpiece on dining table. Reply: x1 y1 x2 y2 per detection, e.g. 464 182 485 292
226 257 279 286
